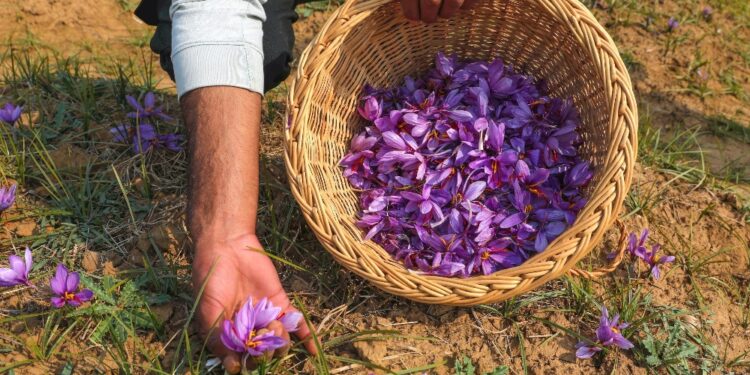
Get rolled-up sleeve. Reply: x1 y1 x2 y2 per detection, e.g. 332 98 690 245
170 0 267 98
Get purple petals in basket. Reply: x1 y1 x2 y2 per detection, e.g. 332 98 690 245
340 52 593 277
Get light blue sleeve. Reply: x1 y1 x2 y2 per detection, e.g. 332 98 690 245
170 0 268 98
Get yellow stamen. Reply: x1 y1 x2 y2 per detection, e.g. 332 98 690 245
481 251 491 260
64 292 76 301
610 326 620 334
524 204 533 214
244 330 258 348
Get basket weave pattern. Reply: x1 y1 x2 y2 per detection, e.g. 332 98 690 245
284 0 637 306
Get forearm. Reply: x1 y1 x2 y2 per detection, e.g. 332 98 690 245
182 87 262 245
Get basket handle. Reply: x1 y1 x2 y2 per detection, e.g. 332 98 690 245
567 219 627 279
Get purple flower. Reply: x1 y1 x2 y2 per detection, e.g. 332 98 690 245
358 97 382 121
50 264 93 308
0 247 32 287
126 92 173 121
416 252 465 276
702 6 712 21
0 103 22 125
111 124 181 154
111 123 157 153
220 297 288 356
157 133 183 152
667 17 679 32
278 310 303 333
626 229 649 259
0 184 17 212
474 239 522 275
576 306 634 359
638 244 675 280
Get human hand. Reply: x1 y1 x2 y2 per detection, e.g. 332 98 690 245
400 0 478 23
192 233 317 373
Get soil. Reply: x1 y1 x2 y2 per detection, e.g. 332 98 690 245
1 1 749 374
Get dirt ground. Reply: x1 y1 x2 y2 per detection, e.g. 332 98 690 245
0 0 749 374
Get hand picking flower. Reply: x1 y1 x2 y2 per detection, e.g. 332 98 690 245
50 264 94 308
0 246 32 287
220 297 299 357
576 306 634 359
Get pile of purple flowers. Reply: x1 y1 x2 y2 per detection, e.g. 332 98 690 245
111 92 182 154
341 52 593 277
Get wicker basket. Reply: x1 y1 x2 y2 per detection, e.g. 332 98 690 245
284 0 637 306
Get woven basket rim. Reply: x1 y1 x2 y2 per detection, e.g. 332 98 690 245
284 0 637 305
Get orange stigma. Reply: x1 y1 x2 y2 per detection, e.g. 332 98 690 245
524 204 533 214
64 292 76 301
244 330 258 348
481 251 491 260
610 326 620 334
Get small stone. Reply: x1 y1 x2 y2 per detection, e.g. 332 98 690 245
14 221 37 237
48 144 94 172
102 261 118 276
82 250 100 273
128 249 144 266
560 352 577 363
10 321 24 333
353 340 388 364
151 303 174 325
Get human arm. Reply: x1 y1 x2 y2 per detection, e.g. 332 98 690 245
169 0 316 372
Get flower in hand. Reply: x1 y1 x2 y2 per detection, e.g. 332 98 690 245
221 297 301 356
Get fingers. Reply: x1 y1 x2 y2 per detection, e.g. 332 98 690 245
291 311 319 355
221 353 242 374
462 0 478 9
419 0 441 23
268 320 292 358
401 0 420 21
439 0 463 19
205 329 242 374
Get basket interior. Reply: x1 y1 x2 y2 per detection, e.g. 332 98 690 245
297 0 611 270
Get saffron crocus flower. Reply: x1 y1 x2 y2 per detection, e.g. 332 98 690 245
126 92 173 121
474 239 522 275
278 310 303 333
638 244 675 280
626 228 649 259
50 264 94 307
416 252 465 276
702 6 712 21
157 133 184 152
576 306 634 359
111 124 181 154
0 247 32 287
0 103 22 125
0 184 17 212
220 297 288 356
667 17 679 31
